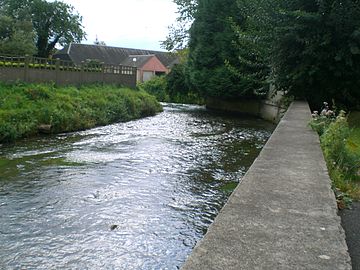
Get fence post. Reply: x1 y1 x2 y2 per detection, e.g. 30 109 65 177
80 61 85 84
101 62 105 84
55 58 60 85
24 55 30 82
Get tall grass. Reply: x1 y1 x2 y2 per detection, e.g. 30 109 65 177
0 82 162 143
310 108 360 203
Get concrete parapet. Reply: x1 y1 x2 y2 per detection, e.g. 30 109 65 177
181 101 351 270
206 97 286 124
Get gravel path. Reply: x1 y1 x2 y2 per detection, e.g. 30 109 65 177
340 202 360 270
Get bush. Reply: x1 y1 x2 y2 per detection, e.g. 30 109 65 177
138 76 169 102
321 112 359 180
309 102 335 135
139 71 204 105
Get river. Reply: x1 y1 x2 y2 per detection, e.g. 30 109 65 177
0 103 274 269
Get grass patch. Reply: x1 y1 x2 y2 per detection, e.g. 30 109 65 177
310 109 360 204
347 112 360 187
0 82 162 143
348 112 360 158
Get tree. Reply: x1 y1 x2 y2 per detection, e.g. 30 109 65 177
167 62 190 97
0 15 36 55
187 0 268 99
161 0 197 51
272 0 360 109
225 0 275 98
167 0 360 108
2 0 86 58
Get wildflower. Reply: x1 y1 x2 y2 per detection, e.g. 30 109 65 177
312 111 319 118
326 110 334 117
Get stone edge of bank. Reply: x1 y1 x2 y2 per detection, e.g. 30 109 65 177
181 101 352 270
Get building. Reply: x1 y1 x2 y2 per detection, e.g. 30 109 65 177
54 43 179 83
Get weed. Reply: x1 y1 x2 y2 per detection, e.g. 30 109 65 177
310 104 360 205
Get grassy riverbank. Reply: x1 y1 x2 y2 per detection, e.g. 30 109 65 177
0 82 162 143
311 110 360 205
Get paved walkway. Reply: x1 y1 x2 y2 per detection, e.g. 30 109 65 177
181 101 351 270
340 202 360 270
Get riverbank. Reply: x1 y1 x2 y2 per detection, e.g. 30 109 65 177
0 82 162 143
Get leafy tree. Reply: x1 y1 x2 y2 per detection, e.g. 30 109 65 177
166 0 360 108
225 0 275 98
138 76 169 102
0 15 36 55
167 62 190 97
161 0 197 51
272 0 360 109
187 0 268 99
1 0 85 58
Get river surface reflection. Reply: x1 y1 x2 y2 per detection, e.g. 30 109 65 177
0 103 274 269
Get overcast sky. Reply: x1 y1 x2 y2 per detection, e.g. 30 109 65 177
60 0 178 51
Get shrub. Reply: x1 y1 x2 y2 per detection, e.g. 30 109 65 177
322 112 359 180
138 76 169 102
309 102 336 135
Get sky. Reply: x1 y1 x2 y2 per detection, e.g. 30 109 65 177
60 0 178 51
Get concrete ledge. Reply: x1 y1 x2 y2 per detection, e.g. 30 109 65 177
206 97 286 123
181 101 351 270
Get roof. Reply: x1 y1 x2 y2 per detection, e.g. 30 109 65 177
54 43 179 68
121 55 155 68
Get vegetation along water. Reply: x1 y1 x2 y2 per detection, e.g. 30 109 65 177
310 108 360 205
0 103 274 269
0 82 162 143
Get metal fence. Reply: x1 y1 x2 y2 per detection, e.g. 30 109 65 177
0 55 137 88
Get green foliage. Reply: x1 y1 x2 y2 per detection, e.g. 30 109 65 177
188 0 246 98
322 112 358 178
1 0 85 58
0 15 36 55
161 0 197 51
166 63 191 98
272 0 360 110
310 108 360 200
139 71 204 105
0 82 162 143
308 102 336 135
138 76 170 102
348 111 360 129
167 0 360 108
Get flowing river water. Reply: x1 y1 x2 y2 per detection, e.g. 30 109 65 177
0 103 274 269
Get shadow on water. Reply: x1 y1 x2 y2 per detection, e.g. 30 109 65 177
0 103 274 269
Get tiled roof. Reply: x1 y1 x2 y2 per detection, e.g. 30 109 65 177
121 55 154 68
54 43 179 68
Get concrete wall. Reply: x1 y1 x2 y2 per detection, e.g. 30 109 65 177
206 96 287 123
181 101 351 270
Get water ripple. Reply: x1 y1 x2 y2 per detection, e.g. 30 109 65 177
0 103 274 269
